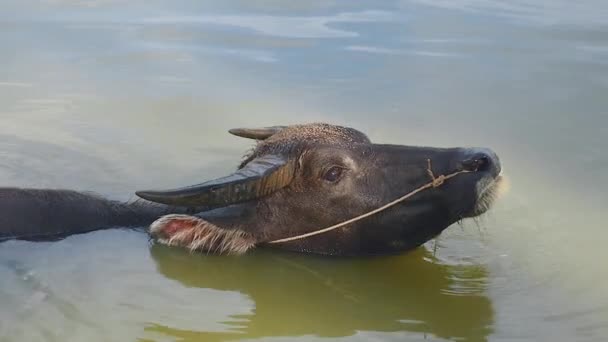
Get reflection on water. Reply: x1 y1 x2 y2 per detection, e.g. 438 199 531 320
0 231 492 341
148 246 493 341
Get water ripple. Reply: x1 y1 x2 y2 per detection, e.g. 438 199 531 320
140 11 395 39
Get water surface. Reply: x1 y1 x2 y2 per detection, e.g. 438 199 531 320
1 1 607 341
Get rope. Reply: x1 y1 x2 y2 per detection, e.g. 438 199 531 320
267 159 471 244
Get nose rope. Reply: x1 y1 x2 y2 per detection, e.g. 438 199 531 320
267 159 471 245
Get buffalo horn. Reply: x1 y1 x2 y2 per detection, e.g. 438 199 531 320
136 155 296 207
228 126 286 140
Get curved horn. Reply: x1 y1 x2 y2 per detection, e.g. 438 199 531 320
136 155 295 207
228 126 287 140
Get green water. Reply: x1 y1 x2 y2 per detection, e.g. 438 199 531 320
1 1 607 341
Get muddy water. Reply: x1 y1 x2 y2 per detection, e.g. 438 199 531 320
1 1 607 341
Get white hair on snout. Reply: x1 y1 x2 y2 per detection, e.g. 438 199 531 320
473 175 508 216
150 214 256 255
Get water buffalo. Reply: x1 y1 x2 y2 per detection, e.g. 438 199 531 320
0 123 503 256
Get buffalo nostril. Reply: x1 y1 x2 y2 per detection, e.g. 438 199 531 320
476 156 490 172
460 148 501 176
462 154 491 172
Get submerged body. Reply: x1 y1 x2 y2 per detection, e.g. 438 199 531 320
0 123 503 256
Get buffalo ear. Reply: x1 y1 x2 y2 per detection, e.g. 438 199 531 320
228 126 286 140
150 214 256 255
136 154 296 207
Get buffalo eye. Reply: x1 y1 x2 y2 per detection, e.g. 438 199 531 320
322 166 345 183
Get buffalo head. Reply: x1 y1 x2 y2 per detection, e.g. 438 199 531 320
136 123 503 256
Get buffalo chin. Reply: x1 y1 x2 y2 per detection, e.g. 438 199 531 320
465 175 505 218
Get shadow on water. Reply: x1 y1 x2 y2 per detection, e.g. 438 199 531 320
147 245 494 341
